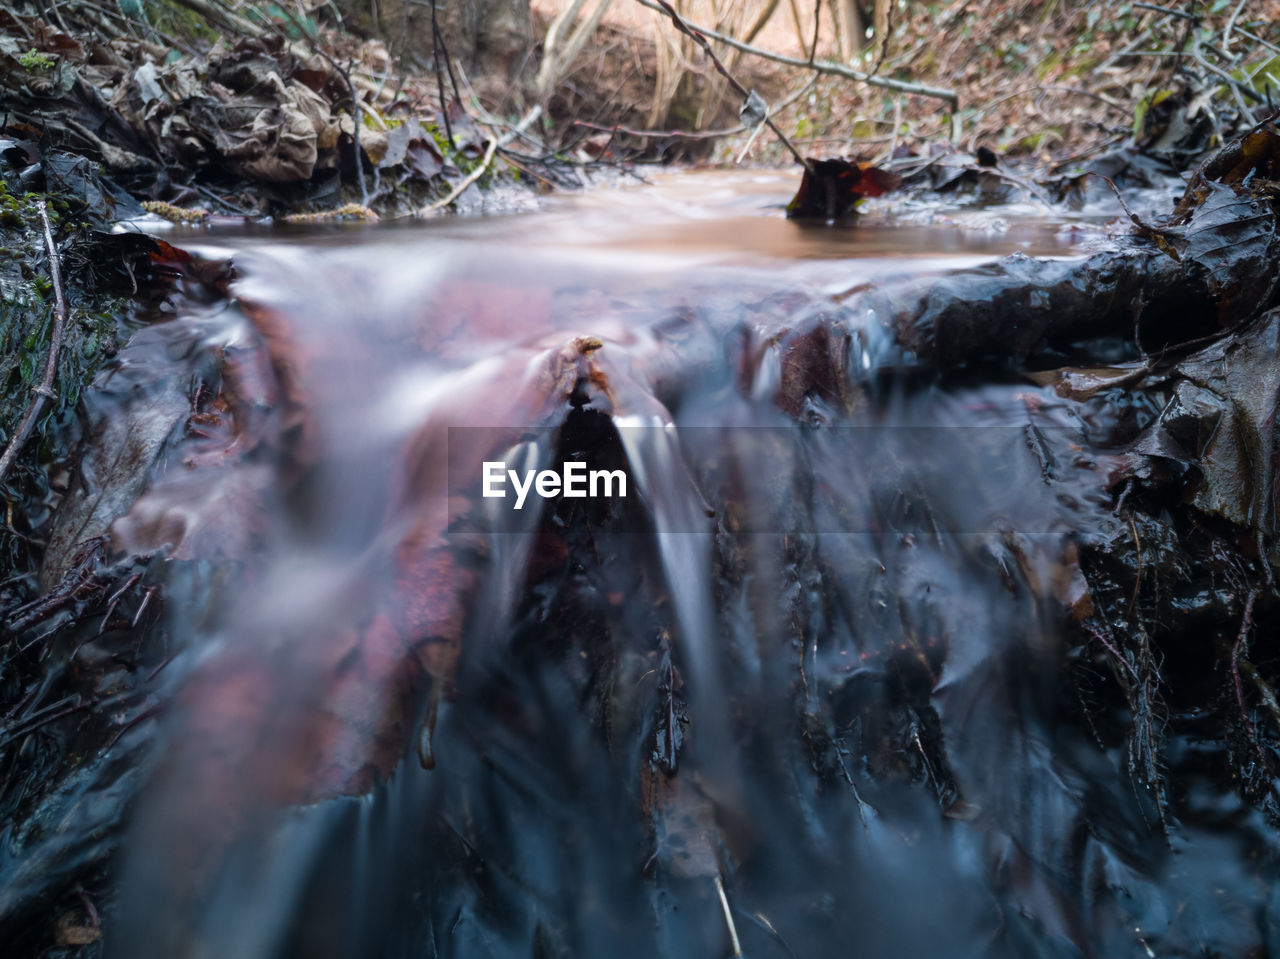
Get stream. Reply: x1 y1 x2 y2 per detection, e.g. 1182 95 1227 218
5 168 1278 958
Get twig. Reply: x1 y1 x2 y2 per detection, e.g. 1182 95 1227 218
742 0 780 45
1097 27 1157 72
784 0 808 60
1230 590 1272 776
959 161 1057 210
1127 516 1143 617
1168 0 1198 88
1192 45 1265 107
553 54 633 154
572 119 742 140
1236 27 1280 57
0 696 89 750
570 75 816 142
413 105 542 216
0 201 69 491
420 137 497 214
1132 1 1200 21
309 49 369 205
807 0 820 65
1242 660 1280 732
430 6 466 119
1092 173 1167 238
632 0 959 106
430 0 454 149
1221 0 1249 53
714 874 743 958
886 95 902 162
1084 621 1143 686
640 0 811 170
869 0 896 77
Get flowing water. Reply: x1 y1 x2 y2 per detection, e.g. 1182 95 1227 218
6 170 1276 958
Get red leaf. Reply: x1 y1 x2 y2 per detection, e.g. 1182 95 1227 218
786 157 902 220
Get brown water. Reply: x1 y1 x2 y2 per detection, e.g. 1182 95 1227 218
12 171 1273 959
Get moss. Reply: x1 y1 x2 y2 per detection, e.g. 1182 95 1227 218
141 200 211 223
282 202 379 223
17 49 54 71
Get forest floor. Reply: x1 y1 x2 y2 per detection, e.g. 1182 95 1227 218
4 1 1279 224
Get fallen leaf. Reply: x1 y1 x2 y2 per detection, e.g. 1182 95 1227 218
786 157 902 219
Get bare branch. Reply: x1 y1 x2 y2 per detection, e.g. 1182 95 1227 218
1132 2 1200 22
1222 0 1249 52
572 75 817 142
632 0 959 107
318 52 370 205
1235 26 1280 57
639 0 812 170
741 0 780 45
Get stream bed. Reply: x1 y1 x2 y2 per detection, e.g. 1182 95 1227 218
4 166 1280 959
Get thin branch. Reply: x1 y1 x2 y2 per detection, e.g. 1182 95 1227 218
741 0 780 45
1084 622 1143 686
317 51 370 205
870 0 896 77
632 0 959 106
568 118 734 140
1221 0 1249 53
807 0 821 65
419 136 498 215
1096 27 1157 72
714 874 743 958
1132 1 1200 21
0 696 89 750
570 75 816 142
784 0 808 60
1231 591 1273 778
413 105 542 217
446 60 630 184
1235 27 1280 57
430 0 454 148
1167 0 1199 86
1124 46 1267 107
1049 133 1127 172
640 0 812 170
1191 43 1263 119
0 200 69 490
434 8 465 116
